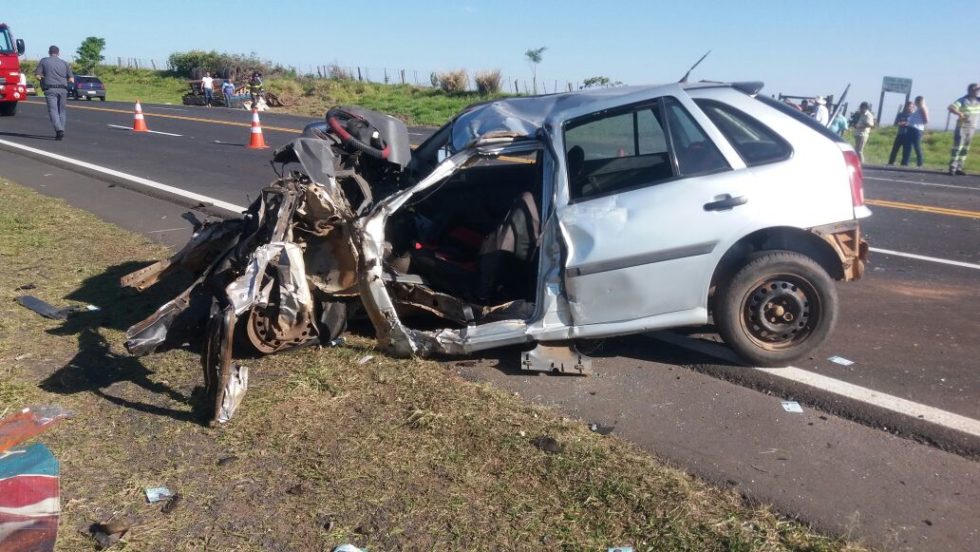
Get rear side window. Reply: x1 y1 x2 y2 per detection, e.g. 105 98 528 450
694 99 792 166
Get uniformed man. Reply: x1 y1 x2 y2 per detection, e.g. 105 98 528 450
248 72 263 109
34 45 74 140
947 83 980 175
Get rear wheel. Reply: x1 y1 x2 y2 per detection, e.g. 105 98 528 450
0 102 17 116
715 251 838 367
99 96 106 101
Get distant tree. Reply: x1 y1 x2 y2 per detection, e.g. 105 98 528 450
524 46 547 94
75 37 106 74
581 76 623 89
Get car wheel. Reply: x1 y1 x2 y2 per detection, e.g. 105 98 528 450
0 102 16 116
99 97 105 101
715 251 837 367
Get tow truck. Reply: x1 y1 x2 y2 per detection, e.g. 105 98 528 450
0 22 27 116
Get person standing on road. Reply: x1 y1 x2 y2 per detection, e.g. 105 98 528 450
811 96 829 125
201 71 215 108
34 45 74 141
947 83 979 175
221 79 235 108
887 101 915 165
248 71 263 109
852 102 875 163
902 96 928 167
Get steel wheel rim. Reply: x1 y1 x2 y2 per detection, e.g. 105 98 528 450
740 274 821 351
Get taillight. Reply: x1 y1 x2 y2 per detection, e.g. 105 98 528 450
842 150 864 207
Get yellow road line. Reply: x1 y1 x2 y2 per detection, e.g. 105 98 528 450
866 198 980 219
21 99 302 134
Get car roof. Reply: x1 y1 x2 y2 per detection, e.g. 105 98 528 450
449 81 762 151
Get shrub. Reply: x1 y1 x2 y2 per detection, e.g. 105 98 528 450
327 64 352 80
475 70 502 95
437 69 468 94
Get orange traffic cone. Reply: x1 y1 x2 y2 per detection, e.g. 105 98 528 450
247 108 268 149
132 99 148 132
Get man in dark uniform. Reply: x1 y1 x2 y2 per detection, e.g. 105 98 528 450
34 45 74 140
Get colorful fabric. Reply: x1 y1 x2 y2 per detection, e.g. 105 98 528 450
0 444 60 552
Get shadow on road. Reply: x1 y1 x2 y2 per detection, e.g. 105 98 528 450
453 331 743 377
0 130 56 141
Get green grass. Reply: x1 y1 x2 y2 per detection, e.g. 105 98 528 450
846 126 979 173
0 177 871 551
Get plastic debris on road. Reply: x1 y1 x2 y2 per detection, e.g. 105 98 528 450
145 487 175 503
781 401 804 413
827 355 854 366
0 443 61 552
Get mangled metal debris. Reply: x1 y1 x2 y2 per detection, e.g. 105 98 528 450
124 82 869 423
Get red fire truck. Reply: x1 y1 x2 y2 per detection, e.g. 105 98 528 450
0 22 27 116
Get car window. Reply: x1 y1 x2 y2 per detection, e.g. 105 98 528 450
694 99 792 165
0 29 13 53
564 101 676 200
662 97 730 177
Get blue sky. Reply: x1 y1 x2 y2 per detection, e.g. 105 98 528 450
4 0 974 126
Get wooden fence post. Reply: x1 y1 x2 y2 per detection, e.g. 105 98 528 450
357 67 363 81
400 69 405 84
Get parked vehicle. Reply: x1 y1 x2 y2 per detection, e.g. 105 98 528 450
0 22 27 116
123 81 869 423
68 75 105 101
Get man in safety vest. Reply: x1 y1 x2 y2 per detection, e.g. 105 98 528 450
248 72 263 108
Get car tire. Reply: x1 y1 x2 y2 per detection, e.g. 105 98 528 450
99 97 105 101
715 251 838 367
0 102 17 116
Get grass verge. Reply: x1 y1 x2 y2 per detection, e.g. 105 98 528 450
850 126 979 173
0 176 871 551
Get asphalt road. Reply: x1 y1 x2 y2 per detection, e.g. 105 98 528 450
2 98 978 551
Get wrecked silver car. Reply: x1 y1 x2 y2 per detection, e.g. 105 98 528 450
123 82 869 423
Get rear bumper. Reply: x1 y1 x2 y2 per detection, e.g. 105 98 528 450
811 220 868 281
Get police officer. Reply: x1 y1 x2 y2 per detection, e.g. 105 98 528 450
34 45 74 140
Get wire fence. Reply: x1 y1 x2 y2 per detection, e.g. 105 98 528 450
106 56 585 93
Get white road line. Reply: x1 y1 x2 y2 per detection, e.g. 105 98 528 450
650 332 980 438
870 247 980 270
865 176 980 191
107 124 183 137
0 138 247 213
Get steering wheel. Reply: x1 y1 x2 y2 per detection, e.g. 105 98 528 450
326 108 391 161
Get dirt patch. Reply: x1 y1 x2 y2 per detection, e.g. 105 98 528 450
0 178 868 551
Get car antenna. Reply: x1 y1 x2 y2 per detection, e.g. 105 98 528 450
678 50 711 83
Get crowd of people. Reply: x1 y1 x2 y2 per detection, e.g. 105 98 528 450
782 83 978 173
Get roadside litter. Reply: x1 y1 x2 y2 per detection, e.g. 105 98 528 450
0 406 71 451
827 355 855 366
781 401 804 413
589 423 615 435
15 295 100 321
0 406 71 552
532 436 563 454
89 517 130 550
357 355 375 365
144 486 174 503
333 545 366 552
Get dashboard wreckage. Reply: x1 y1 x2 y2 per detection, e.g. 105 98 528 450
122 82 868 424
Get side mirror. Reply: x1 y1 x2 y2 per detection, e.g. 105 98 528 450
15 39 25 56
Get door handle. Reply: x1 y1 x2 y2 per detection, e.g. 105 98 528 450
703 194 748 211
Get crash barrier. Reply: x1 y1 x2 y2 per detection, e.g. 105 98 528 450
247 108 268 149
132 100 148 132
